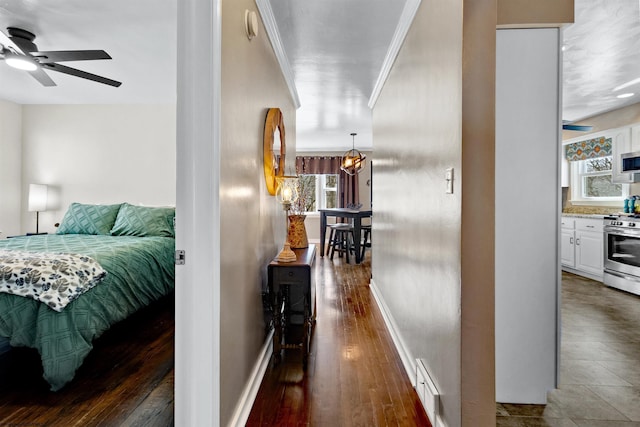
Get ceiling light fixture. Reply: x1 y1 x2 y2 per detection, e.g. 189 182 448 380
341 132 366 175
613 77 640 92
5 51 38 71
617 92 635 99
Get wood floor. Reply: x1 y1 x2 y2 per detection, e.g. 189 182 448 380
0 294 174 427
247 246 431 426
0 247 429 426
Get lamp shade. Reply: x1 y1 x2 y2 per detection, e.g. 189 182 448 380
28 184 48 212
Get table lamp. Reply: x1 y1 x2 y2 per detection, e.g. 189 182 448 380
275 177 298 262
28 184 48 234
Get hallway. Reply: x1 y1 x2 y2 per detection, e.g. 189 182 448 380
247 245 431 426
498 272 640 425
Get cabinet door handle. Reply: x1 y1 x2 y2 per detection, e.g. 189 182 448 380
576 238 580 245
570 237 574 244
586 225 595 228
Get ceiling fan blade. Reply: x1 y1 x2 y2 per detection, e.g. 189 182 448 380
562 124 593 132
0 29 24 54
32 50 112 63
43 63 121 87
28 67 56 87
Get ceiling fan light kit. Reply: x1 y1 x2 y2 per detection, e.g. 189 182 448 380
4 51 37 71
0 26 121 87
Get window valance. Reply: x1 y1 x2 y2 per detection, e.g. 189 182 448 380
565 137 612 161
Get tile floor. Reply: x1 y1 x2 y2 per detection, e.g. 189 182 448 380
497 272 640 426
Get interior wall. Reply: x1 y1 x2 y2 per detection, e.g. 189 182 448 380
20 104 176 234
372 0 497 424
372 0 482 424
219 0 297 424
562 102 640 140
495 28 560 403
0 100 22 238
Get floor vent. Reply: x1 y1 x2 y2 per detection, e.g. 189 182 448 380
416 358 440 424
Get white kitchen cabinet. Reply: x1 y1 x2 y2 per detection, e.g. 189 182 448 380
561 216 603 281
560 228 575 266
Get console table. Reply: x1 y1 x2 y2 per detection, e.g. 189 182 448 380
268 245 316 369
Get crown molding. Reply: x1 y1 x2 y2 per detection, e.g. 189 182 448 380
368 0 422 109
255 0 301 109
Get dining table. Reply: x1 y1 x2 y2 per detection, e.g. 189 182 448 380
319 208 373 264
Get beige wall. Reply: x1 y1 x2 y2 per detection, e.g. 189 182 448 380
20 105 176 234
562 102 640 208
562 102 640 140
219 0 297 424
372 0 495 425
0 100 22 237
498 0 574 27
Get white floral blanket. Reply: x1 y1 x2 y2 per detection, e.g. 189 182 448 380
0 249 107 312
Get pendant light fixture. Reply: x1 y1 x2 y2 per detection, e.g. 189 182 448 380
340 132 366 175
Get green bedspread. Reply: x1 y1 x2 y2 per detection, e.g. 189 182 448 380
0 234 175 391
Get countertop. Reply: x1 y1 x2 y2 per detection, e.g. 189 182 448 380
561 213 610 219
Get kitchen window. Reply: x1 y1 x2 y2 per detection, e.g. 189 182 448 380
571 155 629 203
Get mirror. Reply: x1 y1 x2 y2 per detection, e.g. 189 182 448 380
263 108 286 195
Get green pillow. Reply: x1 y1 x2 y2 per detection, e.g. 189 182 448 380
110 203 175 237
57 203 123 235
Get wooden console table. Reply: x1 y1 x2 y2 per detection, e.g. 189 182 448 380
268 245 316 369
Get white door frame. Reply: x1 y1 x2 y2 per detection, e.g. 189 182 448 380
175 0 222 424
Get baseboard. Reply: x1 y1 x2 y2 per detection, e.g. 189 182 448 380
227 328 274 427
369 279 416 386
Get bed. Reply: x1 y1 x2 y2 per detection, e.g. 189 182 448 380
0 202 175 391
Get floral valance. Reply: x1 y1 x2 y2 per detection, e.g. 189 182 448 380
565 137 612 161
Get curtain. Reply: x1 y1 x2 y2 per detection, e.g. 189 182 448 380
565 137 612 161
295 156 360 208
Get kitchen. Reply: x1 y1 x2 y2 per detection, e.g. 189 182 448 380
561 109 640 293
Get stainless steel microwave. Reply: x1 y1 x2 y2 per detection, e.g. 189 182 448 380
622 152 640 172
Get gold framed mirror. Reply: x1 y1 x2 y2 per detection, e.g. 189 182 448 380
263 108 286 195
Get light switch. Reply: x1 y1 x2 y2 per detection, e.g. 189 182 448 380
445 168 454 194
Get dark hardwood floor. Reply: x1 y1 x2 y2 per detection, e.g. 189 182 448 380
248 246 431 426
0 294 174 427
0 246 429 426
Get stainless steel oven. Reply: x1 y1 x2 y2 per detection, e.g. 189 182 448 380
604 216 640 295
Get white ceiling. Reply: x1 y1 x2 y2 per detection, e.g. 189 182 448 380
0 0 638 150
562 0 640 122
0 0 176 104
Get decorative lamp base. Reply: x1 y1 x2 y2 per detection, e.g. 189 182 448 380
276 242 297 262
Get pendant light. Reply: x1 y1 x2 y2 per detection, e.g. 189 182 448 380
340 132 366 175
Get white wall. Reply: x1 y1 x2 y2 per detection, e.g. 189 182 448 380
0 100 22 238
495 28 560 403
20 104 176 234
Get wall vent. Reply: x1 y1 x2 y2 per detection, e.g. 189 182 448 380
416 358 440 424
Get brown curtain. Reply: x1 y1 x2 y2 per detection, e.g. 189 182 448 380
295 156 360 208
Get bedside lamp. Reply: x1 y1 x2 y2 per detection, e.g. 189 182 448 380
275 176 299 262
28 184 48 234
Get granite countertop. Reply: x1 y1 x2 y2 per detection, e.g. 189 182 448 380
561 213 610 219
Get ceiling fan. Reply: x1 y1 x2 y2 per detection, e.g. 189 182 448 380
0 27 121 87
562 120 593 132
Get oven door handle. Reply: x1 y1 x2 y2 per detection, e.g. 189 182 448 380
605 228 640 238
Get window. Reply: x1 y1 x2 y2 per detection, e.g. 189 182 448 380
297 174 338 213
571 155 628 203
